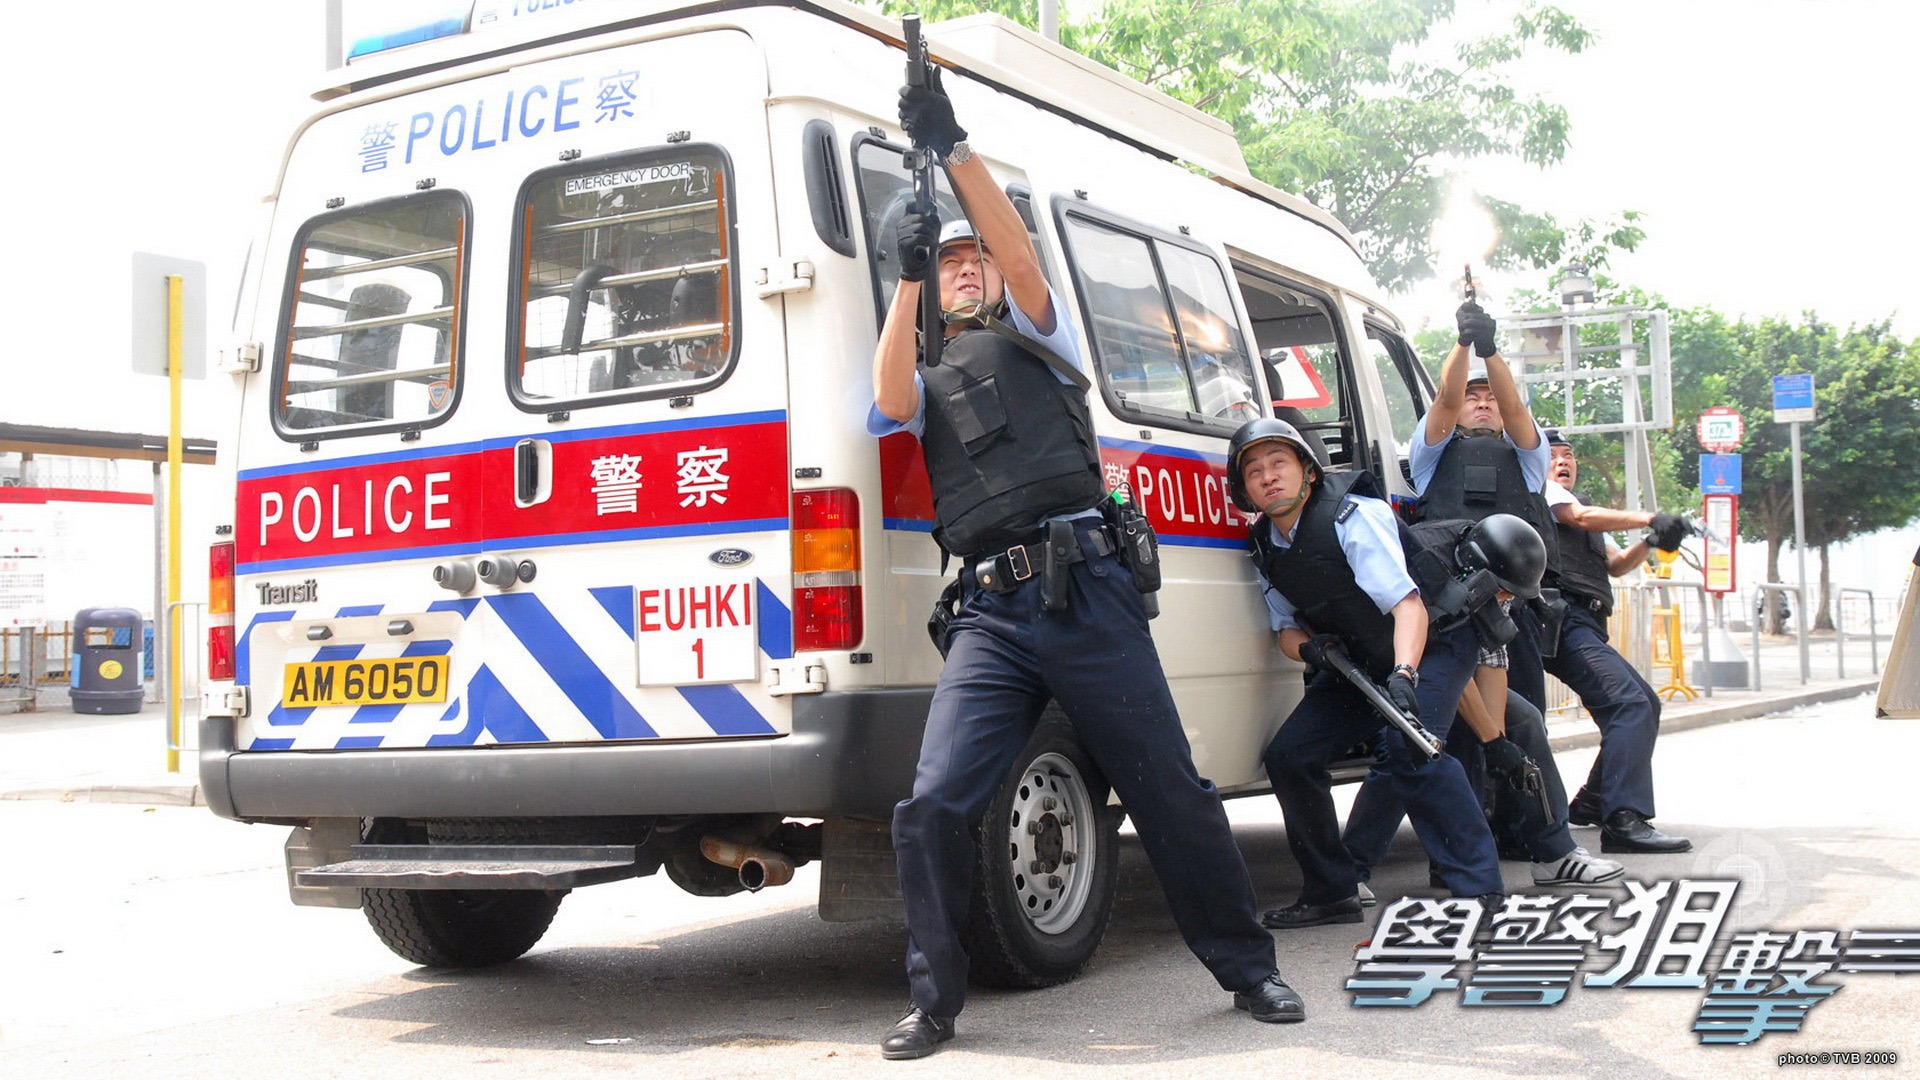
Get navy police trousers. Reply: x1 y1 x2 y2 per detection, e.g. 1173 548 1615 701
1263 623 1503 904
892 523 1276 1018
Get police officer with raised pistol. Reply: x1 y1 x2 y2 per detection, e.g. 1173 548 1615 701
1230 418 1504 928
868 74 1303 1061
1542 430 1692 853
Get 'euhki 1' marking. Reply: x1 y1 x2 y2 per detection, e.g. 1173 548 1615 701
636 584 750 631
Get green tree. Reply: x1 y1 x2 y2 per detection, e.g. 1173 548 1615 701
869 0 1642 289
1662 311 1920 630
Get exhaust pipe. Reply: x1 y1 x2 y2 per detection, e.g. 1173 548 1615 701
699 835 795 891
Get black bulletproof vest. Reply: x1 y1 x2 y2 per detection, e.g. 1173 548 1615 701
919 327 1104 557
1415 431 1558 569
1251 471 1407 681
1548 495 1614 616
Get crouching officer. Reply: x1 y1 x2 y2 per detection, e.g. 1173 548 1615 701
869 75 1302 1061
1230 418 1503 928
1341 514 1624 891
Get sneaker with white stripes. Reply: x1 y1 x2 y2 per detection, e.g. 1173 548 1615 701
1531 847 1626 886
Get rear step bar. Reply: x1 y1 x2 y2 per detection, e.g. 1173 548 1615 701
297 844 645 890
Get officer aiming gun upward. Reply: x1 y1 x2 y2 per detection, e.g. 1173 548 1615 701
1542 430 1693 853
868 35 1304 1061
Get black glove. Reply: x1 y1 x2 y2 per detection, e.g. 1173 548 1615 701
1649 512 1688 552
898 69 968 159
1385 669 1420 720
1296 633 1340 673
1481 735 1530 779
1455 302 1500 358
895 208 939 281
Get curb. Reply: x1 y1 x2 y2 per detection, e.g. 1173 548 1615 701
1 784 203 807
1544 678 1881 753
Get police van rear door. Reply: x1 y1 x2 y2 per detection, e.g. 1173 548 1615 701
233 28 797 753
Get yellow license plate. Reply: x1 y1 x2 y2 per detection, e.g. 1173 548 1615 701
282 656 450 708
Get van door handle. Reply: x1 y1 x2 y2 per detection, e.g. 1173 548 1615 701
515 438 551 507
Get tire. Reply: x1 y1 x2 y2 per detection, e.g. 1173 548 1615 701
362 887 564 968
358 818 565 968
962 715 1120 989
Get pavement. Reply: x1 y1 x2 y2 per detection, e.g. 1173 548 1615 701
0 627 1888 807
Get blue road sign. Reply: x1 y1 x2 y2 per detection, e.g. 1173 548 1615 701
1701 453 1741 494
1773 373 1815 422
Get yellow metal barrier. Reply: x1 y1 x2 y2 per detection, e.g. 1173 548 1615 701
1649 604 1698 700
1643 547 1698 700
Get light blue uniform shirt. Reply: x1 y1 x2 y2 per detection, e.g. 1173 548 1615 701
865 290 1087 439
1259 493 1419 633
1408 422 1550 496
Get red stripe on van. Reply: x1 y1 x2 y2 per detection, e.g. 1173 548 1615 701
237 421 788 564
878 433 1247 544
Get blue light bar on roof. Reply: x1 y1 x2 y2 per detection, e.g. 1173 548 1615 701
345 0 473 62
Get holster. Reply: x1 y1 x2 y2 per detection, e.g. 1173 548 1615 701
926 577 963 657
1098 493 1162 595
1530 588 1568 659
1429 567 1499 632
1471 595 1517 648
1041 519 1079 612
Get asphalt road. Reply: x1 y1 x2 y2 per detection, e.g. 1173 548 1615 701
4 691 1914 1078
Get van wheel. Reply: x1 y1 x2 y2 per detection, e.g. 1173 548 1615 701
963 716 1119 988
363 887 565 968
359 818 565 968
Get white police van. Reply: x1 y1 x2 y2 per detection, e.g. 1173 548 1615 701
200 0 1434 981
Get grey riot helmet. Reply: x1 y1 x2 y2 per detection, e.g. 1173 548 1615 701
1227 418 1322 513
1456 513 1546 600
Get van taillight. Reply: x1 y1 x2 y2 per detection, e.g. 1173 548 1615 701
208 542 235 681
791 488 862 651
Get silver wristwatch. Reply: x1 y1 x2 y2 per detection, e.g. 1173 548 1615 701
944 140 975 166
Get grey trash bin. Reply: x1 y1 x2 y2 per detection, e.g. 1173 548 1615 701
72 607 146 714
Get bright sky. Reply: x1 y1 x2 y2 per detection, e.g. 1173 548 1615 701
1404 0 1920 333
5 0 1914 438
3 0 1915 582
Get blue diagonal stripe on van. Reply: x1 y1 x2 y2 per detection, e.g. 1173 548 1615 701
589 585 635 637
757 579 792 660
266 643 368 727
487 592 658 739
427 665 548 746
677 684 777 735
236 610 296 686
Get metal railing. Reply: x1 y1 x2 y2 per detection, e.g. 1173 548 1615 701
1626 579 1717 699
1750 582 1809 689
1 622 75 692
163 601 206 766
1836 587 1879 678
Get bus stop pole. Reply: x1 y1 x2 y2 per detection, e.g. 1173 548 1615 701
166 274 184 774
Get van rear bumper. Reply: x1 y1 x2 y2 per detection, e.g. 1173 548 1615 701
200 688 933 824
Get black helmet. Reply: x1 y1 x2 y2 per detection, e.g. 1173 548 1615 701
1544 427 1570 447
1456 513 1546 599
1227 418 1321 513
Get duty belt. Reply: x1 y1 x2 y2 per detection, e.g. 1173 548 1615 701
969 525 1115 594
